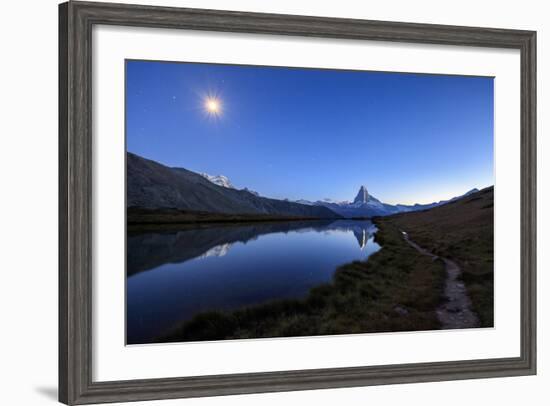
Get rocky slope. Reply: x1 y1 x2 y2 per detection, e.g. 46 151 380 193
127 152 340 219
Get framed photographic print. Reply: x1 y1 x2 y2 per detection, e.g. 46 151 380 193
59 1 536 404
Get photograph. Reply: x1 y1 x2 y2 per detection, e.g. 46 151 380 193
125 60 494 345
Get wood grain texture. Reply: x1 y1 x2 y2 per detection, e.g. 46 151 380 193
58 3 69 404
58 1 537 404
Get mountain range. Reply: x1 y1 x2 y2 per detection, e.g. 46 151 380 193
127 152 340 219
294 185 479 217
127 152 479 219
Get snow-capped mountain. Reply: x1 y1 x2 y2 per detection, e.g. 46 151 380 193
199 174 262 197
353 185 369 204
293 186 481 218
200 173 235 189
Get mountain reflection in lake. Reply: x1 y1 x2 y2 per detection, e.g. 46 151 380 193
126 220 380 344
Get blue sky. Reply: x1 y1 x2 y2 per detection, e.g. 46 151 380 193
126 60 494 205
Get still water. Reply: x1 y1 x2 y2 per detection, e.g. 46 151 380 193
127 220 380 344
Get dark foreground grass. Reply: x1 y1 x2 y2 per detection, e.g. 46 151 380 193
128 207 335 225
127 207 340 234
158 219 447 343
382 187 494 327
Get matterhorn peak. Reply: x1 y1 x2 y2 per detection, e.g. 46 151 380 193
353 185 369 204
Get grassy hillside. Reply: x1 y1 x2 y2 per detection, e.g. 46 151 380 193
127 152 340 219
381 186 494 326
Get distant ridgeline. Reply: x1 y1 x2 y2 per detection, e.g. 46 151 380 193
126 152 340 219
296 185 480 218
127 152 480 220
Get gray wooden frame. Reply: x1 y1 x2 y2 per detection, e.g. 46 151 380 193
59 1 537 404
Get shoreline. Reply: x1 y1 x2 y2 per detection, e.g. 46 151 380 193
150 218 447 345
127 207 349 233
127 207 343 224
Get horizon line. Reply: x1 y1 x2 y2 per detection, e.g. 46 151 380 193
127 150 493 208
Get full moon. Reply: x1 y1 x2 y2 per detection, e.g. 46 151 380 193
205 98 221 115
